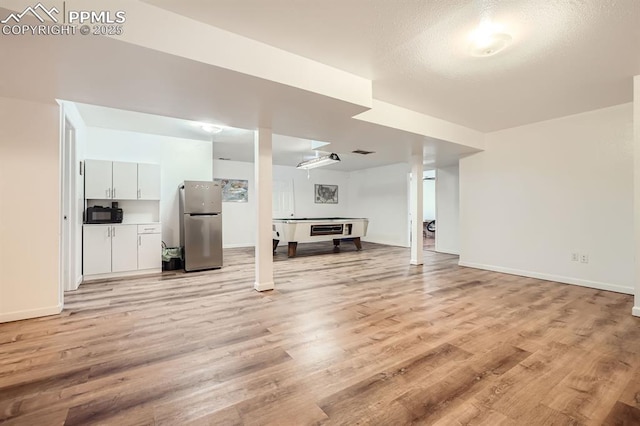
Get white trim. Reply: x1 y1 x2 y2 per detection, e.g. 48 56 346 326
0 303 63 323
254 281 274 292
83 268 162 282
458 261 634 295
362 238 409 248
633 306 640 317
436 248 460 256
223 243 255 249
410 260 423 266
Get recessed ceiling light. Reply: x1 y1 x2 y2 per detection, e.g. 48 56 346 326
468 21 512 57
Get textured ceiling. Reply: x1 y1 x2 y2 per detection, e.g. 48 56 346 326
144 0 640 132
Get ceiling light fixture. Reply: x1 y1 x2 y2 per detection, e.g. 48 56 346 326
468 21 512 57
200 124 224 134
296 153 340 170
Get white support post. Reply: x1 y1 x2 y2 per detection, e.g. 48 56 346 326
254 128 275 291
410 141 424 266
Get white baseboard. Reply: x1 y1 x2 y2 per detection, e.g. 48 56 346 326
458 261 634 295
0 303 63 323
363 237 409 248
223 243 255 249
435 248 460 255
633 306 640 317
83 268 162 282
254 281 274 292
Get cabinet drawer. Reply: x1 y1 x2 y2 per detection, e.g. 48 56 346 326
138 224 161 234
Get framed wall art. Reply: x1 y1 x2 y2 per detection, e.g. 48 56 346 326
315 184 338 204
214 178 248 202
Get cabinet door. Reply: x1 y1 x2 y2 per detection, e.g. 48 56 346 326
138 233 162 270
83 226 112 275
111 225 138 272
137 163 161 200
85 160 112 199
112 162 138 200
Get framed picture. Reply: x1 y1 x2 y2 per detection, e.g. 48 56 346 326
315 184 338 204
214 178 248 202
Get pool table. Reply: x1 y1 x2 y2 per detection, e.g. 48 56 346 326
273 217 369 257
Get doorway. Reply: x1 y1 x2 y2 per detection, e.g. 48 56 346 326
61 116 78 292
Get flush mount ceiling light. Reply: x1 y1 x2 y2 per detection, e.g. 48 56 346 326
200 124 224 134
468 21 512 57
296 153 340 170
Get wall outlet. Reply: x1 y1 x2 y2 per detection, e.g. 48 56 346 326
571 252 579 262
580 254 589 264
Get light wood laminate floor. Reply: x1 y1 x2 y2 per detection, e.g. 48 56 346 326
1 242 639 425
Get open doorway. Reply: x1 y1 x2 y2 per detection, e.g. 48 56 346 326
423 170 436 251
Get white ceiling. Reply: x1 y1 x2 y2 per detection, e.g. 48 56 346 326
74 102 472 171
7 1 633 171
144 0 640 132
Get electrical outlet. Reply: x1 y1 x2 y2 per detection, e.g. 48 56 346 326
580 254 589 264
571 253 579 262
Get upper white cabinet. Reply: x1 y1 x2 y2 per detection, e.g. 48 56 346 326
112 162 138 200
137 163 161 200
84 160 160 200
85 159 113 199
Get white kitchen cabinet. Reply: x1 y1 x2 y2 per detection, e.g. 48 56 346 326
82 225 112 275
85 160 159 200
137 224 162 270
84 160 113 199
137 163 161 200
83 224 138 276
111 225 138 272
112 162 138 200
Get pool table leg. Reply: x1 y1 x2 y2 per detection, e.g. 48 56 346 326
288 242 298 257
353 237 362 251
272 239 279 254
333 239 341 252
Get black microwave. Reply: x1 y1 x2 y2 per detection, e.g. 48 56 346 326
85 206 123 224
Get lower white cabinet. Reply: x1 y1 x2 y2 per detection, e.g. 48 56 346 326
83 223 161 278
138 224 162 270
111 225 138 272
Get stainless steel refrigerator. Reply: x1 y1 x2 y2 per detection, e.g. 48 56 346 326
179 181 223 271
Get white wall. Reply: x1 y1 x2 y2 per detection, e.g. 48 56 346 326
435 165 460 255
273 165 350 218
212 160 351 248
213 160 256 248
0 97 61 322
459 103 634 294
423 179 436 220
348 163 410 247
85 128 213 247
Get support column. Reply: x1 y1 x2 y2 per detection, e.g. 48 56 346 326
410 141 424 266
633 76 640 316
254 128 274 291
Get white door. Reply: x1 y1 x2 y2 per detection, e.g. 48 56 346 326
273 179 295 218
112 161 138 200
85 160 112 199
138 233 162 270
83 225 112 275
137 163 161 200
111 225 138 272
